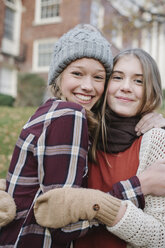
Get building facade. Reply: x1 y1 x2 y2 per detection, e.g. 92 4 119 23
0 0 165 99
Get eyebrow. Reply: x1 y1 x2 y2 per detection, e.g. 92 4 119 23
112 70 123 74
135 74 143 77
70 66 105 72
112 70 143 76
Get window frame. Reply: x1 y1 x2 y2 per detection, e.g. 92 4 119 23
32 38 57 72
0 67 17 97
3 6 15 40
34 0 62 25
2 0 22 56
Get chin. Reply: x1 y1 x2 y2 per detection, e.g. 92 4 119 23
116 111 133 117
114 107 136 117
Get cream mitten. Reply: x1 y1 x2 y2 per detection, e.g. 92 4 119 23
34 187 121 229
0 179 16 227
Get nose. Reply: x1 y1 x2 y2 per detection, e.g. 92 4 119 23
81 76 93 91
120 78 132 92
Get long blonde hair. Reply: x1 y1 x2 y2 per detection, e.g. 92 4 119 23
48 72 108 163
100 48 163 156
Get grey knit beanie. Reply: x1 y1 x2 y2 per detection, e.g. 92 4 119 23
48 24 113 85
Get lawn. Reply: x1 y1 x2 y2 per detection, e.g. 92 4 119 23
0 106 36 178
0 105 165 178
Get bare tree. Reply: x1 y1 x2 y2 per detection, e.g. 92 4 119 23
129 0 165 23
109 0 165 27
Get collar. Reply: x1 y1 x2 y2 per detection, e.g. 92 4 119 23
99 108 141 153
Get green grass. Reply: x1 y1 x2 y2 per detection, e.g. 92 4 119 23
0 106 36 178
0 105 165 178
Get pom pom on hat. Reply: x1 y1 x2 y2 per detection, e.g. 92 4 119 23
48 24 113 85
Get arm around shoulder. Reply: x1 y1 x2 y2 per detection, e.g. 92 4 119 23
106 128 165 247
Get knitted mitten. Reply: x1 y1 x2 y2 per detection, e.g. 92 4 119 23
34 187 121 229
0 178 16 227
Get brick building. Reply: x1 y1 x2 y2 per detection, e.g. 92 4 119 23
0 0 92 97
0 0 165 98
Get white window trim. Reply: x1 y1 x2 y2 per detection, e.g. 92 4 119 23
32 38 57 73
4 0 15 9
2 0 22 56
33 0 62 26
0 67 17 97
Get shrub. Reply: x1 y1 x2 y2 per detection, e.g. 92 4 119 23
160 89 165 110
0 93 15 106
15 73 46 107
163 89 165 99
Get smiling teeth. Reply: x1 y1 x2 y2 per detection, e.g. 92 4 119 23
76 94 92 101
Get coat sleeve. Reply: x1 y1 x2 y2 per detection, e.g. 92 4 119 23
36 104 93 242
37 106 89 189
109 176 145 209
107 128 165 247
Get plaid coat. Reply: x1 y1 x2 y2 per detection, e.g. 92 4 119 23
0 98 144 248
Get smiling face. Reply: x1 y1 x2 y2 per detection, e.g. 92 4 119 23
60 58 106 110
107 55 144 117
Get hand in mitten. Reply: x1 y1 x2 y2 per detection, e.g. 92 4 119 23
34 187 121 229
0 179 16 227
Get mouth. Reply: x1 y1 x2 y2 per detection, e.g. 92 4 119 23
74 93 93 102
116 96 134 102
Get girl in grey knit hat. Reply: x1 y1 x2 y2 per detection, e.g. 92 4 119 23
48 24 113 111
0 23 118 248
48 24 113 86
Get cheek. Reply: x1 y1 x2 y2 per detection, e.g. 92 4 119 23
60 76 72 95
107 81 117 95
107 94 113 108
106 83 118 107
96 83 105 97
135 87 143 102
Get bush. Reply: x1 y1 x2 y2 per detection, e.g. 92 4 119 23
160 89 165 110
163 89 165 99
0 93 15 106
15 73 46 107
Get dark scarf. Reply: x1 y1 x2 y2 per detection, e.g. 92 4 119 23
98 108 141 153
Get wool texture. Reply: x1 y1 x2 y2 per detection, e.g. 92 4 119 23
48 24 113 85
98 108 141 153
34 187 121 228
107 128 165 247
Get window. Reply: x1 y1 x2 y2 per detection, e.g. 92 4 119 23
41 0 60 19
4 7 15 40
2 0 22 56
0 68 17 97
35 0 62 25
33 39 56 72
38 42 54 67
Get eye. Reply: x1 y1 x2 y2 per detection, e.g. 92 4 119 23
134 79 143 84
71 71 82 76
94 75 105 80
110 71 123 81
112 75 123 80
